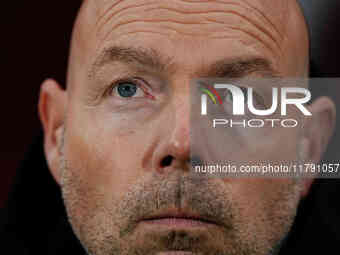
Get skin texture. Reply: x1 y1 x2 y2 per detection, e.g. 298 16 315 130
38 0 336 255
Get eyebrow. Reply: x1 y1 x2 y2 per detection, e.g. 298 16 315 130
202 57 281 78
89 45 280 79
89 46 175 78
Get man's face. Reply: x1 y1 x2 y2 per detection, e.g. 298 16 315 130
42 0 319 254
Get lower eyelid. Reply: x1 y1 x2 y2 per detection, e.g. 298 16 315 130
110 82 155 101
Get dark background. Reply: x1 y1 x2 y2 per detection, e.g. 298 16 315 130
1 0 339 208
1 1 82 207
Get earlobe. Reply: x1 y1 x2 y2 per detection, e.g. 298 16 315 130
298 138 314 197
38 79 67 186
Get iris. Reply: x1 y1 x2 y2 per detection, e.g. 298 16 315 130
117 82 138 98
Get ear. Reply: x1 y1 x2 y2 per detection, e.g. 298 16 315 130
38 79 67 186
304 96 336 164
300 96 336 197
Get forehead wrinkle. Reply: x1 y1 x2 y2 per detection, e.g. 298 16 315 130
226 0 284 41
95 1 284 58
150 5 284 56
203 18 281 58
95 0 125 28
101 25 280 62
146 1 284 42
96 1 159 35
73 0 307 85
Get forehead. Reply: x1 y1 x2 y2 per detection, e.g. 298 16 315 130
91 0 289 27
80 1 289 48
70 0 306 84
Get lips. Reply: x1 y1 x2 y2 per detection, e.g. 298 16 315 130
139 208 221 227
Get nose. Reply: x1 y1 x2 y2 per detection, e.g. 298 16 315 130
153 89 191 174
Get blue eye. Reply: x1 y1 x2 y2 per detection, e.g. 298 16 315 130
116 82 138 98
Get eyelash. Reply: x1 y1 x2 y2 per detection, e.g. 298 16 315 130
105 77 155 100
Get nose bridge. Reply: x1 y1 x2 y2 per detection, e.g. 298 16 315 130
168 82 191 160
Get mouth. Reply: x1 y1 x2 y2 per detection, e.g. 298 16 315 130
139 208 220 228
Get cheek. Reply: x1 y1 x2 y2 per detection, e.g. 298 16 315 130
64 109 155 201
249 129 300 164
227 179 301 245
230 179 300 213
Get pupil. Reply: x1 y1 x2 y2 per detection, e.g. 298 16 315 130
117 83 137 98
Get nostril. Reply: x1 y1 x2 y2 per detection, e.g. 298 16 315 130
160 155 174 167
